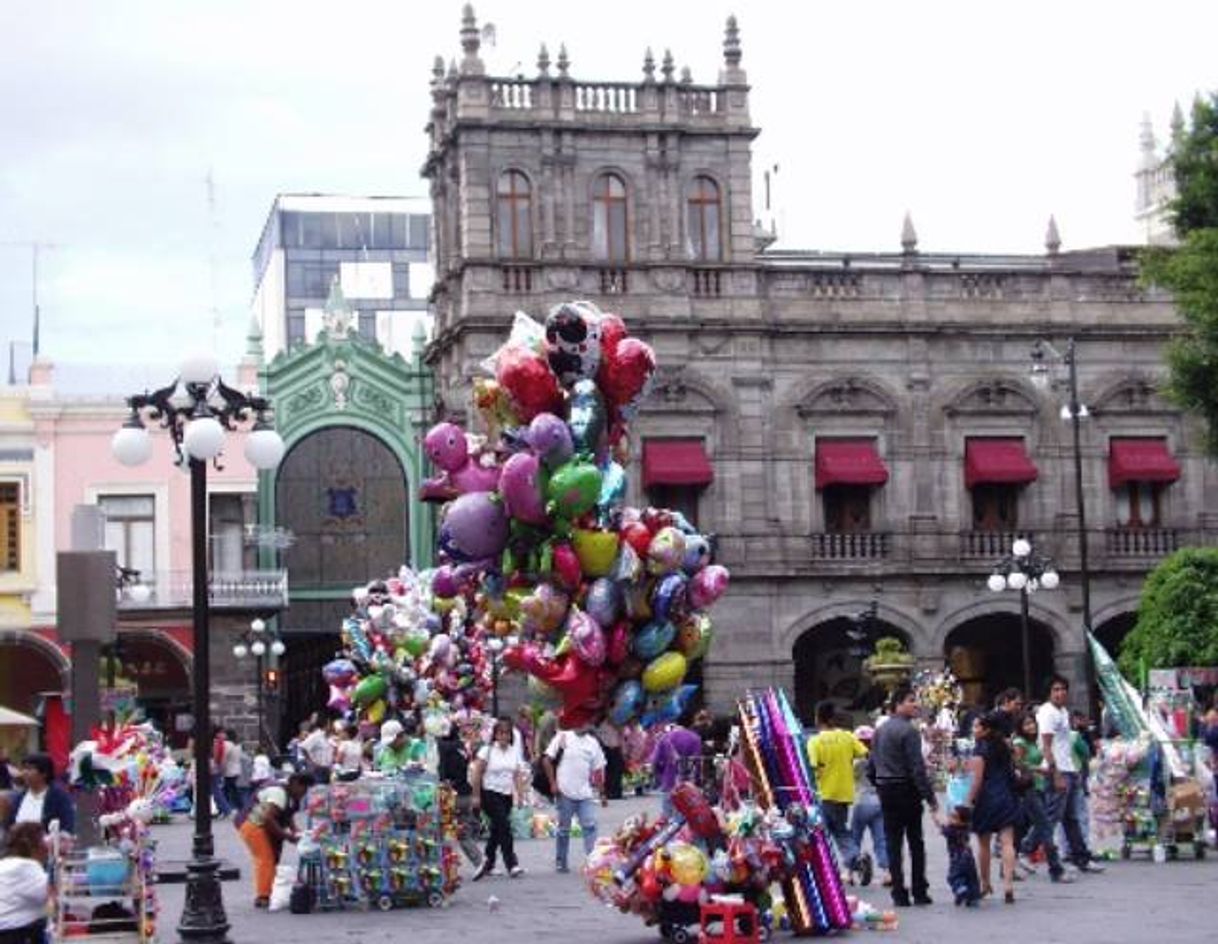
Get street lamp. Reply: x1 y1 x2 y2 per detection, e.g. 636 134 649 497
233 617 286 750
989 537 1060 698
112 355 283 944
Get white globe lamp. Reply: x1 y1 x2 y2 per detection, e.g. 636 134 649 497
250 640 266 657
183 416 225 461
112 425 152 467
180 353 219 386
1041 570 1060 590
127 582 152 605
987 573 1007 593
233 643 249 659
250 618 266 634
271 640 286 657
244 427 286 470
1006 572 1028 591
1011 538 1032 559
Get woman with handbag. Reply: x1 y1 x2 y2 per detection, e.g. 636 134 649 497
469 718 528 880
963 712 1021 903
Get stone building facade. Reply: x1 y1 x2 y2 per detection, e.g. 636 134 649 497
423 8 1218 717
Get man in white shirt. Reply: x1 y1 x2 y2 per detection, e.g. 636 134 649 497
1036 675 1102 873
221 730 245 813
543 726 606 873
300 721 335 784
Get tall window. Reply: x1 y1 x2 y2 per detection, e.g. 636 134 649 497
1114 482 1161 528
0 483 18 571
99 495 155 575
972 485 1019 531
823 485 871 532
686 176 722 261
496 171 533 259
592 173 628 262
646 485 701 529
210 493 251 573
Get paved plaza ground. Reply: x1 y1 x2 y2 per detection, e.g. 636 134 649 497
150 794 1214 944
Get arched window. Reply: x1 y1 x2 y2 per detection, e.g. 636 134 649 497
496 170 533 259
686 176 722 261
592 173 628 262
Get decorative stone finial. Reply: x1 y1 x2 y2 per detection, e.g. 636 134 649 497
557 43 570 78
661 48 675 83
448 59 459 81
246 313 264 359
459 4 484 75
1139 112 1155 154
723 15 742 68
537 43 551 76
432 56 445 83
1170 101 1186 144
1045 215 1061 255
679 65 693 85
643 48 655 82
900 212 918 254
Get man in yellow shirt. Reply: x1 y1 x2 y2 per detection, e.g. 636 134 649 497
808 702 869 882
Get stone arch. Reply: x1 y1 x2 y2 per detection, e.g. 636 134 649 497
680 170 728 261
116 627 193 677
932 597 1071 655
0 630 69 717
492 165 538 261
941 376 1041 418
780 600 925 658
1090 373 1175 416
1092 595 1143 662
643 366 741 450
787 374 901 421
788 602 921 724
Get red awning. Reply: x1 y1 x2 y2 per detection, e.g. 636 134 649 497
964 438 1038 488
1109 438 1180 487
642 439 714 489
815 440 889 490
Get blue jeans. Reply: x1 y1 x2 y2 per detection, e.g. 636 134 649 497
1019 787 1064 878
822 800 857 869
555 794 598 869
851 794 889 870
1044 772 1091 866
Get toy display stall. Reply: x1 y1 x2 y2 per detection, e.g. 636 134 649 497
50 825 158 944
292 774 460 913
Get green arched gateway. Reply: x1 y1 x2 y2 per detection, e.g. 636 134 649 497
254 284 435 643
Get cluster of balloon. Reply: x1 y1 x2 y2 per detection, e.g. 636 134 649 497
420 301 730 730
322 567 495 727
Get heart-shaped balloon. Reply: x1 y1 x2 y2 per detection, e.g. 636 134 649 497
598 337 656 409
496 344 564 421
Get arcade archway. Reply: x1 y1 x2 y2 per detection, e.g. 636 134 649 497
0 632 67 716
793 618 911 726
944 613 1055 709
1094 612 1137 663
112 632 193 746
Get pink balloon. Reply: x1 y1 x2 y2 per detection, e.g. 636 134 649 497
688 564 730 610
499 452 549 525
568 608 607 667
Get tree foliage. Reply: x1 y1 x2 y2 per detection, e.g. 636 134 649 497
1141 93 1218 455
1119 547 1218 676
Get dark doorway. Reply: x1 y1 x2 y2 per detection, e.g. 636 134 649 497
793 617 911 727
1094 612 1136 663
0 636 64 716
112 633 192 747
944 613 1055 709
281 631 345 750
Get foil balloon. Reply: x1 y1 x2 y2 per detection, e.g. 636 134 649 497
527 674 562 708
519 582 570 636
546 460 602 521
496 344 564 421
688 564 730 610
323 658 358 685
606 620 631 665
621 520 654 558
641 683 698 726
676 613 714 660
327 684 352 712
682 534 711 574
599 337 656 414
597 312 627 363
552 542 583 591
429 633 453 664
499 451 549 526
526 412 574 470
431 566 459 599
353 674 388 706
647 527 687 576
642 650 688 693
420 421 501 500
608 679 645 725
440 491 510 562
597 459 628 527
668 843 710 887
567 378 607 455
584 577 622 628
567 608 607 667
473 378 520 441
572 528 620 578
503 643 615 729
632 618 677 660
651 572 688 622
544 300 602 387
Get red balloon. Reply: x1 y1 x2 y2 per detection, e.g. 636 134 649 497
496 345 563 421
621 521 654 558
598 337 656 408
606 620 631 665
598 313 628 362
502 643 614 729
552 542 583 591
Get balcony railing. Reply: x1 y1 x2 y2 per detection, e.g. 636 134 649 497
959 530 1034 561
810 531 891 561
117 570 289 612
500 265 535 293
1105 527 1179 558
691 268 724 297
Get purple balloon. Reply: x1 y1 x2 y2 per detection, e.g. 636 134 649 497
526 412 574 470
584 577 622 628
499 452 549 525
440 491 509 561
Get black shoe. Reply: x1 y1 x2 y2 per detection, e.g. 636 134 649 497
892 890 911 908
913 893 933 906
471 861 492 882
857 852 874 887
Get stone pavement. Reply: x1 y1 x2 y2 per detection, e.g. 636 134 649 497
151 795 1215 944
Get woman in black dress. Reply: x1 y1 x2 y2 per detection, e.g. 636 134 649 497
964 711 1021 903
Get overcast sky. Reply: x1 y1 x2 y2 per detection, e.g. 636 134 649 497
1 0 1214 372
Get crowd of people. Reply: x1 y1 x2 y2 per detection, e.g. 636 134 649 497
806 675 1109 912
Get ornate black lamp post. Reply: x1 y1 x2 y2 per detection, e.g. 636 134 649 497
988 537 1060 699
233 618 286 750
112 354 284 944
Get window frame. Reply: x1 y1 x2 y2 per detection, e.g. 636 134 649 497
98 493 157 574
822 484 873 533
496 170 534 260
1113 480 1162 529
592 172 629 263
686 175 722 262
970 483 1020 531
0 482 19 572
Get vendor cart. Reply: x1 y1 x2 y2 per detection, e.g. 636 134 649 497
49 824 158 944
1121 739 1207 861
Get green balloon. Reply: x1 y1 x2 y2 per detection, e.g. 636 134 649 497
353 673 388 706
401 628 429 659
546 460 602 519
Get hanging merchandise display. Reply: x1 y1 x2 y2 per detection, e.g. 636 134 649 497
292 775 460 912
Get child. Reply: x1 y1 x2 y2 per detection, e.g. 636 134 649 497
943 806 981 907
